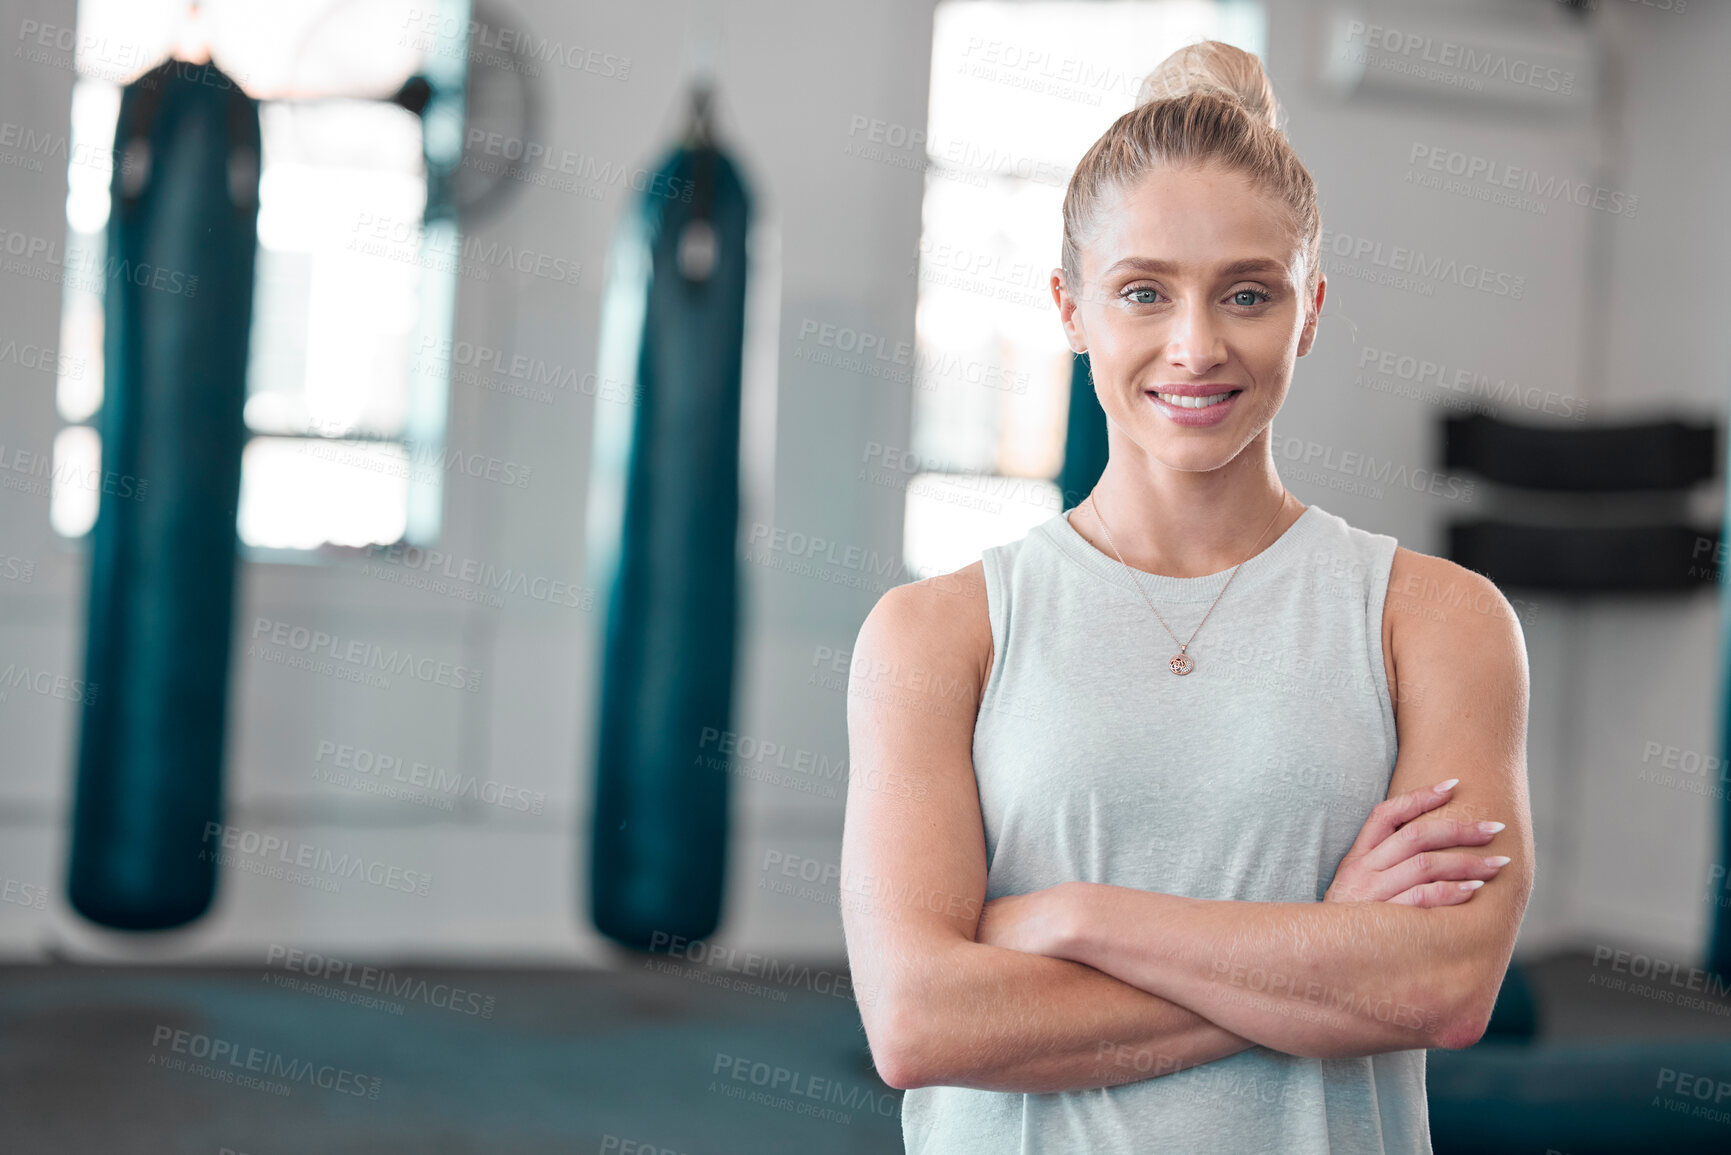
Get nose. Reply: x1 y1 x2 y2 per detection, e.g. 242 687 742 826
1165 297 1228 376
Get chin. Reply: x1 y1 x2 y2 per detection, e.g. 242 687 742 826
1166 453 1241 474
1145 440 1242 474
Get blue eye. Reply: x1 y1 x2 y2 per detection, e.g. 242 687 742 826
1230 288 1271 307
1123 287 1160 305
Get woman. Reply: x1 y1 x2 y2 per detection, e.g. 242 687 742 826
840 40 1533 1154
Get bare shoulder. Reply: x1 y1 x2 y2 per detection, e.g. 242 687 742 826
1386 545 1524 641
1383 545 1529 715
853 560 994 707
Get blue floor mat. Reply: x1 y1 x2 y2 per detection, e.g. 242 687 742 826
1429 1039 1731 1155
0 964 901 1155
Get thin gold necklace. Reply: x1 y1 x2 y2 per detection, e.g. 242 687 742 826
1087 488 1290 676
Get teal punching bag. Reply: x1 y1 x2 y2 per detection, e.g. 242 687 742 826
68 59 259 930
586 83 752 949
1714 418 1731 977
1056 351 1108 509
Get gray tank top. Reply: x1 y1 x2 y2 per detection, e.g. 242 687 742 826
901 502 1431 1154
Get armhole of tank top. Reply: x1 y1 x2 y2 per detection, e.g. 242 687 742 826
1364 533 1400 765
977 543 1011 717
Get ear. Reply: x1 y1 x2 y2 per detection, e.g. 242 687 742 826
1296 274 1327 357
1052 267 1088 353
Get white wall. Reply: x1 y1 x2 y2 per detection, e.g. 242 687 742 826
1266 0 1725 961
1562 0 1731 960
0 0 934 965
0 0 1724 971
0 0 91 949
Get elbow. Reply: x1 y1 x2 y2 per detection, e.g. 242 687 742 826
864 992 944 1091
854 937 980 1089
1430 1000 1492 1051
1431 878 1534 1052
1426 966 1503 1051
874 1050 932 1093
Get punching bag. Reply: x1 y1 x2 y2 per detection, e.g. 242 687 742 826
586 88 752 949
1714 438 1731 978
68 59 259 930
1056 351 1108 509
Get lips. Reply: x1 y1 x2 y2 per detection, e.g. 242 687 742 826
1143 386 1244 427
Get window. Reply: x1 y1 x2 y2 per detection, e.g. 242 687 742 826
905 0 1266 576
51 0 465 553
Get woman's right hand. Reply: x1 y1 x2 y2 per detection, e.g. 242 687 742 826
1324 779 1511 908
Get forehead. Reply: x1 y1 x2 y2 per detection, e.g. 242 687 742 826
1085 163 1300 282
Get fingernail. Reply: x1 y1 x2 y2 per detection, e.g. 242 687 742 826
1478 821 1506 835
1458 880 1485 891
1484 856 1511 868
1434 779 1460 793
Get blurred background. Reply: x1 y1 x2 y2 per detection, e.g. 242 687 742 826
1 0 1729 1151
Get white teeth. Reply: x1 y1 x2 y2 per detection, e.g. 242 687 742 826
1155 391 1235 409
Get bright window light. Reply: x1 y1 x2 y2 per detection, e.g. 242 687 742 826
904 472 1062 579
238 437 409 550
49 425 102 538
246 99 426 443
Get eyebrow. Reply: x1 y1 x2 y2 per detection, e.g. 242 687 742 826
1100 257 1290 279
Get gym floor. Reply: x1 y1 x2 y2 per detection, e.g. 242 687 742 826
3 951 1730 1154
0 956 897 1155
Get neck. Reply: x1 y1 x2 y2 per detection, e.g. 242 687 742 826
1070 432 1302 579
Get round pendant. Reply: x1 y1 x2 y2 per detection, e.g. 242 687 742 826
1169 652 1194 676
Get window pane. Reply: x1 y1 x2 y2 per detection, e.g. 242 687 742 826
201 0 428 101
56 291 103 424
57 78 120 426
238 437 409 550
903 472 1061 578
246 100 427 440
73 0 180 86
50 425 102 538
75 0 434 99
65 78 121 234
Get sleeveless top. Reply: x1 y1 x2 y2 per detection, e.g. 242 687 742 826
900 502 1431 1155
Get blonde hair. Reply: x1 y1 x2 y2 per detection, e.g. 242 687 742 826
1060 40 1320 297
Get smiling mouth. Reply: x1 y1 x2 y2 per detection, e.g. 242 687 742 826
1148 389 1242 409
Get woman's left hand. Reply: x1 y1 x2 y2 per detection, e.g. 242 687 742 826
975 884 1083 957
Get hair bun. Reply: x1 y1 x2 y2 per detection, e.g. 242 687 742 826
1135 40 1280 130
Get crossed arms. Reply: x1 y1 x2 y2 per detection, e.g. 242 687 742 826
838 548 1533 1092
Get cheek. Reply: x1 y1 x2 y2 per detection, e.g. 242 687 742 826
1248 316 1306 367
1092 310 1165 357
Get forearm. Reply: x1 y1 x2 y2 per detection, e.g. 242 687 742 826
1057 884 1489 1058
866 933 1254 1092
